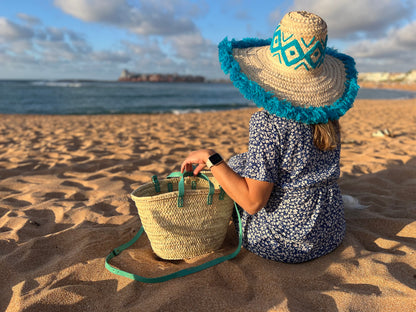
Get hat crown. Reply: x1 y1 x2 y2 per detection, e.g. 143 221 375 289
270 11 328 75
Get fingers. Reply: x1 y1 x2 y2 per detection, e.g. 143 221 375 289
181 161 191 173
181 160 197 173
181 160 207 175
181 162 206 175
181 149 212 174
193 163 206 176
185 163 194 173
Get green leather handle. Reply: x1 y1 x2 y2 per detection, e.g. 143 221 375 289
166 171 215 207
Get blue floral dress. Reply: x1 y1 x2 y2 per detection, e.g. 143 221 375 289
229 110 345 263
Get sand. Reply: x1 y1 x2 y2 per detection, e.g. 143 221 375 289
1 97 415 311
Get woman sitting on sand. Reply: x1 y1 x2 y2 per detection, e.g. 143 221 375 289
181 11 359 263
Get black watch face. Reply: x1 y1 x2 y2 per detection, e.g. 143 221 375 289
209 153 223 165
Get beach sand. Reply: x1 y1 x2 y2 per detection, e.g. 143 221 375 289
1 97 415 311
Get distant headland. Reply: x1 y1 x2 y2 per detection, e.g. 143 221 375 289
358 69 416 91
118 69 205 83
359 69 416 84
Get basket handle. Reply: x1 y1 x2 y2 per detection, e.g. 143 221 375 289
104 202 242 283
167 171 215 207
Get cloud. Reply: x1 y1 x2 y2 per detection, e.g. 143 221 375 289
291 0 416 39
350 21 416 58
44 27 65 42
114 32 220 77
51 0 218 77
54 0 131 23
117 39 177 74
3 39 33 55
0 17 33 42
130 13 195 36
347 20 416 71
17 13 41 26
91 51 131 63
32 26 93 57
168 32 215 59
53 0 197 36
0 16 100 69
168 32 220 76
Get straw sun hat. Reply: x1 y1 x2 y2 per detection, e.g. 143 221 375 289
218 11 359 124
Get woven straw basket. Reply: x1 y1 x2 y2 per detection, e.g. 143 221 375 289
131 172 234 260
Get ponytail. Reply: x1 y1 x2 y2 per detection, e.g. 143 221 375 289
312 120 340 151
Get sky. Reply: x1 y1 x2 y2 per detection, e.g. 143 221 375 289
1 0 416 80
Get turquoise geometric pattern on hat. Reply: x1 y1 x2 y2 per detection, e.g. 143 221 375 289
270 25 327 71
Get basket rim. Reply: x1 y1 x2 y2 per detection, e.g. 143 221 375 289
131 176 227 202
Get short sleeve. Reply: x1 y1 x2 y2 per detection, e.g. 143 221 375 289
242 111 280 182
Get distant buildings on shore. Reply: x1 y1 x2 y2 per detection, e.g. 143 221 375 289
359 69 416 83
118 69 205 83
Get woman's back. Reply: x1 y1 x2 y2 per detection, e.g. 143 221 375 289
228 110 345 263
232 110 341 189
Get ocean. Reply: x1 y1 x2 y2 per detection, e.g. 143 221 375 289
0 80 415 115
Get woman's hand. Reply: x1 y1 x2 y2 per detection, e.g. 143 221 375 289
181 149 215 175
181 149 274 215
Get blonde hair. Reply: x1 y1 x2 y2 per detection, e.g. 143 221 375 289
312 120 340 151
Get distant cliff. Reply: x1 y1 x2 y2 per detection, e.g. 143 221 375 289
359 70 416 83
118 69 205 83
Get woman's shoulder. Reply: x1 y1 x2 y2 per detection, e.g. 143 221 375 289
251 110 307 129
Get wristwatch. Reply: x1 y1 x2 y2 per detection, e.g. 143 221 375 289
206 153 223 169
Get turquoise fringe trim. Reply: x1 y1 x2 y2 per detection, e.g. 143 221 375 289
218 37 360 124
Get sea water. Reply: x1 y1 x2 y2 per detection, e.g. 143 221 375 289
0 80 415 115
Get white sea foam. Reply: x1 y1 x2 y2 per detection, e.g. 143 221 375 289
172 109 204 115
31 81 83 88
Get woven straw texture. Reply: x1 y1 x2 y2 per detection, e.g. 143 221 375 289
232 11 346 108
131 175 234 260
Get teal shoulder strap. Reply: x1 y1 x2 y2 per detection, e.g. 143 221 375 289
105 203 242 283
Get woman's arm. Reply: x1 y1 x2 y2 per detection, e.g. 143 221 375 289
181 149 273 215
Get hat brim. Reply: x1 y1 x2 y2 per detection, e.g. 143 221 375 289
218 37 360 124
